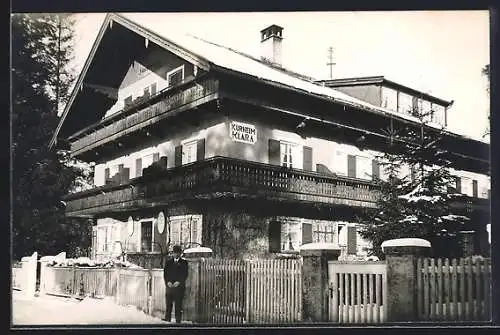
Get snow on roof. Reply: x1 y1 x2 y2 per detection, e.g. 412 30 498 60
117 14 469 136
299 242 341 251
441 214 471 221
381 238 431 250
183 247 213 254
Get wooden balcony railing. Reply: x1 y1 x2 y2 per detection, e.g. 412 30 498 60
64 156 381 216
70 77 219 155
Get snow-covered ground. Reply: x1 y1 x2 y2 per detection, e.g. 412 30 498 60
11 290 178 325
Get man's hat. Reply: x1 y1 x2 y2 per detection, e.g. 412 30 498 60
172 245 183 253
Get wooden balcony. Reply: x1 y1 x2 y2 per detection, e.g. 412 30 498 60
64 156 381 217
69 77 219 156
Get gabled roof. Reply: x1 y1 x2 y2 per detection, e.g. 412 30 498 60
50 13 488 149
316 76 453 107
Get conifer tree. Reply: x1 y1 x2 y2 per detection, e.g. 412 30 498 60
359 98 470 258
12 14 93 259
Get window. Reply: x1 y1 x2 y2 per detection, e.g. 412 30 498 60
338 224 358 255
279 141 302 169
92 227 97 257
461 177 473 197
97 226 107 252
280 142 294 168
333 150 347 176
143 86 150 98
167 215 203 248
151 83 157 95
167 65 185 87
432 104 446 126
422 100 432 121
141 221 153 252
280 221 302 251
398 92 413 115
182 141 198 165
411 96 420 116
381 87 398 111
124 95 133 108
312 221 337 244
448 176 461 194
356 155 372 180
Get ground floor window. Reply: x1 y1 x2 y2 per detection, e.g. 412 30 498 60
141 220 153 252
312 221 338 244
168 214 203 249
280 220 302 251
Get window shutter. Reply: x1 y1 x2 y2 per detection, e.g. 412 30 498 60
268 221 281 253
104 168 110 182
153 153 160 162
347 155 356 178
197 138 206 161
455 177 462 194
303 146 313 171
174 145 183 167
347 226 357 255
122 168 130 183
160 156 168 169
135 158 142 177
472 180 478 197
302 223 313 245
372 160 380 180
268 139 281 165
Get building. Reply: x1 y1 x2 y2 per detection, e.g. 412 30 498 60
50 13 490 262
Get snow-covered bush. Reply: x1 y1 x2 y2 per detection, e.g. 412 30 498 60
47 257 142 269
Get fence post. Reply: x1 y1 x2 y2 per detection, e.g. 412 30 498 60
20 252 38 298
299 243 341 323
382 238 431 322
147 270 153 315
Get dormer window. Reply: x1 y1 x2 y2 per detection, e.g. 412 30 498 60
167 65 185 87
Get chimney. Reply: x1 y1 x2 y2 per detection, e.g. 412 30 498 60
260 24 283 66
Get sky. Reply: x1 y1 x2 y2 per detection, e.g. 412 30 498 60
69 11 490 142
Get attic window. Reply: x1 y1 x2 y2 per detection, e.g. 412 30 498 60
124 95 133 107
167 65 184 87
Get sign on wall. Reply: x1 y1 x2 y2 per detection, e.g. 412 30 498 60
230 121 257 144
127 216 134 236
157 211 165 234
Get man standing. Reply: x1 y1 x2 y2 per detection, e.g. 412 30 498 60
163 245 188 323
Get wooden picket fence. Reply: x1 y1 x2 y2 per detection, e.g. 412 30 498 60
328 261 388 324
12 263 23 291
199 258 303 324
38 258 303 324
40 265 118 299
417 257 491 321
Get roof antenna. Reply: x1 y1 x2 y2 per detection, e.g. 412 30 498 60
327 46 336 80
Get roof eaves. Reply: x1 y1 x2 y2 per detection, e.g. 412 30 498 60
114 14 211 72
49 13 214 149
49 13 116 149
